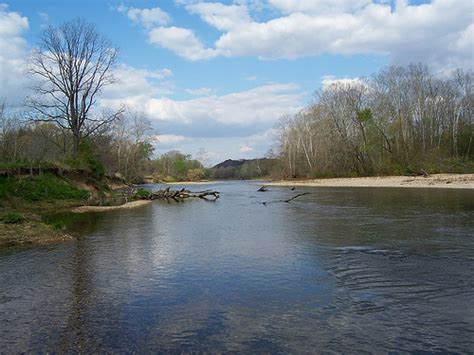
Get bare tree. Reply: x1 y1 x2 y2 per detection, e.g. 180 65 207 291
27 18 124 156
276 64 473 178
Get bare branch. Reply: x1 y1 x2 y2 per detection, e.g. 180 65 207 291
26 18 121 155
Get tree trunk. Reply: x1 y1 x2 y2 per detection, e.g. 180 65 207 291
72 132 80 157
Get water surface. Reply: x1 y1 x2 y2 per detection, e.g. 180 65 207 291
1 182 473 352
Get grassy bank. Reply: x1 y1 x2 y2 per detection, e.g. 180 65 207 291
0 173 90 202
0 173 93 248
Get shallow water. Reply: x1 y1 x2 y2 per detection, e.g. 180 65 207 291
1 182 473 352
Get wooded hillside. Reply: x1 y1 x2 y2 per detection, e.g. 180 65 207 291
276 64 473 177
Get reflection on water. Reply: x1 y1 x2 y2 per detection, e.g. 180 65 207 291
1 182 473 352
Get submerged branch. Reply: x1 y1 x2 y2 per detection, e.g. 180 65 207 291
262 192 311 205
284 192 311 202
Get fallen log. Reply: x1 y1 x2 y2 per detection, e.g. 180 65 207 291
148 188 220 201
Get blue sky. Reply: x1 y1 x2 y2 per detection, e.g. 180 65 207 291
1 0 472 165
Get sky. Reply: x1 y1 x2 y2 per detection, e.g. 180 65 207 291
0 0 473 165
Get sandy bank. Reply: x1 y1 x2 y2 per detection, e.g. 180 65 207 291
268 174 474 189
164 181 216 185
0 221 74 248
72 200 152 213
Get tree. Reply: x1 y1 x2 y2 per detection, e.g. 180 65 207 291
109 111 155 181
276 64 473 178
27 18 124 156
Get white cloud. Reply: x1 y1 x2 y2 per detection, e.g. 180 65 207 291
456 23 474 53
268 0 372 14
0 4 29 104
145 83 302 125
118 5 171 28
213 0 473 68
247 128 278 144
239 144 253 152
117 4 217 61
148 26 217 61
100 83 303 133
155 134 187 145
185 2 251 31
102 64 174 99
129 0 473 71
233 0 268 13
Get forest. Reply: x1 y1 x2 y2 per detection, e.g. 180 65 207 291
0 20 472 184
2 64 472 183
276 64 473 178
0 19 206 184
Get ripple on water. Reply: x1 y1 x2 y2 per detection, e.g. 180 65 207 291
0 182 473 352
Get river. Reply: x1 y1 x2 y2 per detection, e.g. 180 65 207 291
1 181 473 352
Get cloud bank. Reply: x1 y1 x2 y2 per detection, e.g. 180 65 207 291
123 0 473 71
0 4 28 104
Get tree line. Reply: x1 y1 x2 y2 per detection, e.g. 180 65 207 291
0 19 207 183
1 19 472 183
0 101 208 183
212 158 279 179
276 64 473 177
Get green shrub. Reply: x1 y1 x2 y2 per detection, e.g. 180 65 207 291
52 221 65 230
0 174 89 201
1 212 24 224
80 141 105 178
134 188 150 199
64 140 105 178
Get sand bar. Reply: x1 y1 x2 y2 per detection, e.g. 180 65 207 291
164 181 216 185
72 200 152 213
268 174 474 189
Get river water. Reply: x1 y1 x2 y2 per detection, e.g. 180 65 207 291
1 181 473 352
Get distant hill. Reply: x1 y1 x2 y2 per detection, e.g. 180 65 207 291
212 158 279 179
212 159 246 169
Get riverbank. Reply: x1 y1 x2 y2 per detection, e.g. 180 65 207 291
0 224 74 248
268 173 474 189
164 180 216 185
72 200 151 213
0 172 140 248
0 199 154 248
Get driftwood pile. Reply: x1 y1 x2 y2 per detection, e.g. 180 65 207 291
148 187 220 201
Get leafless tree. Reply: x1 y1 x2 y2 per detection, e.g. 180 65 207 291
276 64 473 178
27 18 124 156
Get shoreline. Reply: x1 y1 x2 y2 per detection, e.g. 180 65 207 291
163 180 216 185
72 200 152 213
0 220 74 249
268 173 474 189
1 200 152 248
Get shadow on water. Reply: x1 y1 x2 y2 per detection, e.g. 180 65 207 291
42 211 105 237
0 182 473 352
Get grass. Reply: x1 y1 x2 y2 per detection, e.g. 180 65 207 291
0 174 89 201
134 188 150 199
0 212 24 224
0 169 127 248
0 174 90 248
